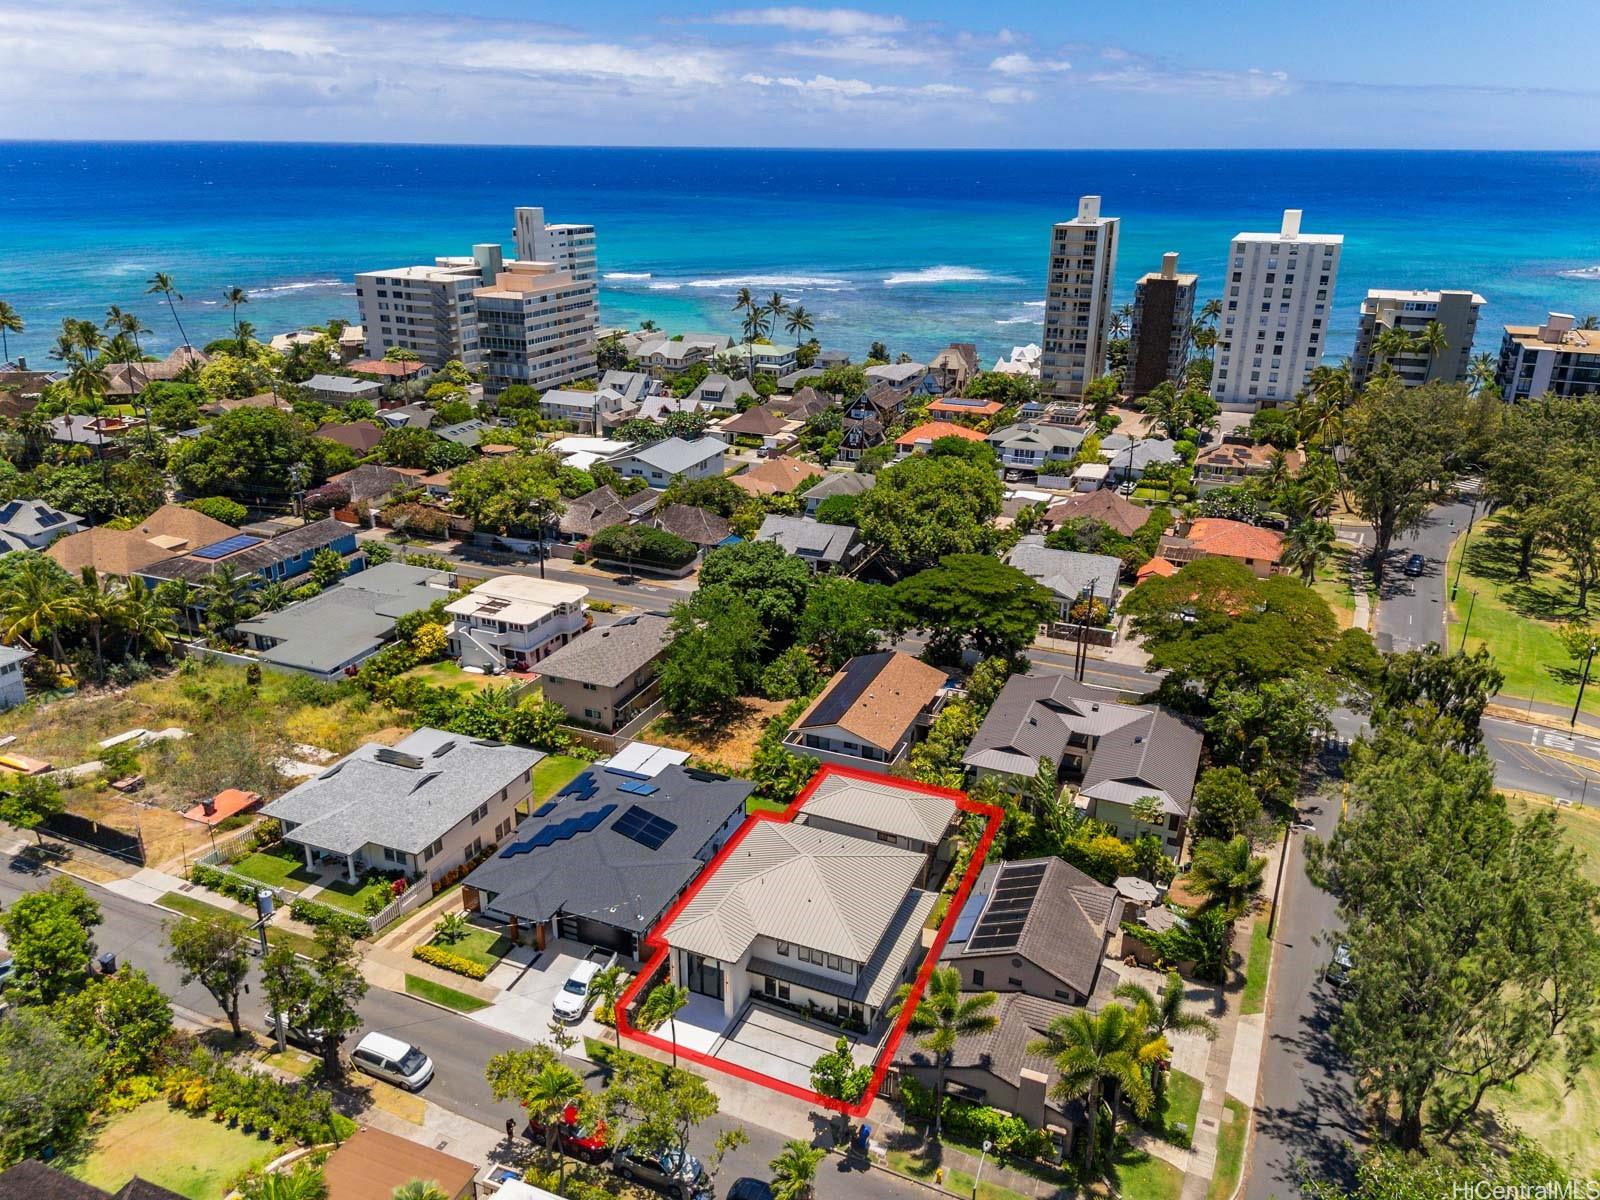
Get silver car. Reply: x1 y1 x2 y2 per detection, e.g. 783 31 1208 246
351 1031 434 1090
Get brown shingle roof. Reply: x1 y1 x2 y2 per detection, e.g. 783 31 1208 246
793 650 947 754
46 504 237 577
652 503 731 547
718 405 789 437
321 1127 475 1200
1045 489 1152 538
315 420 386 454
730 455 823 496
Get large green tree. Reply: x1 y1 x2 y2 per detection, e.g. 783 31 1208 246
697 539 813 653
168 406 328 500
1306 716 1600 1150
855 453 1004 572
892 554 1053 663
58 967 174 1085
261 927 368 1077
450 453 566 536
657 587 767 723
166 913 251 1037
796 576 897 670
0 1009 102 1167
0 877 102 1004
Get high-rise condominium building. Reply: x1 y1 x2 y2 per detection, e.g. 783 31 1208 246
1350 289 1485 389
1212 209 1342 411
1127 252 1198 398
1041 195 1119 401
355 207 599 391
1496 312 1600 401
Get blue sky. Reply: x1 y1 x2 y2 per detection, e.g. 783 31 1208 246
6 1 1596 148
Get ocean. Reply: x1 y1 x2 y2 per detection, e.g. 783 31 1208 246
3 142 1599 368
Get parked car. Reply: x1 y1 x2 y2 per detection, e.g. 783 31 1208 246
727 1181 774 1200
0 950 13 991
612 1146 713 1198
552 951 616 1024
1327 942 1354 987
1403 553 1426 577
351 1031 434 1090
526 1102 610 1162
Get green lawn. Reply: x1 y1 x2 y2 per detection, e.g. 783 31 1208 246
67 1101 275 1200
1149 1070 1204 1148
406 974 490 1013
229 847 316 892
398 660 504 693
433 926 511 969
159 892 319 957
746 795 790 816
310 875 393 915
884 1146 1037 1200
1446 517 1600 719
1240 907 1274 1017
531 753 588 803
1106 1143 1185 1200
1207 1099 1250 1200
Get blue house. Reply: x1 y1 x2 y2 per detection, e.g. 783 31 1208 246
137 517 363 591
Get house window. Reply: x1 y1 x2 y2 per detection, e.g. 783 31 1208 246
427 837 444 857
776 941 790 957
826 954 843 972
1008 977 1023 988
971 969 984 986
763 976 791 1002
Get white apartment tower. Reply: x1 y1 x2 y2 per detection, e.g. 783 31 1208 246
1041 195 1120 401
356 206 599 390
1212 209 1342 411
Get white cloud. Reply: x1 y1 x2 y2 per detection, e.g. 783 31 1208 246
989 52 1071 76
983 86 1036 104
712 7 906 36
740 72 971 99
1087 64 1292 99
774 34 941 67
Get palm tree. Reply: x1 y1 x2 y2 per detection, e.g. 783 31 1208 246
638 981 689 1066
768 1140 826 1200
1371 326 1417 375
236 319 258 354
1187 835 1267 916
1199 297 1222 325
74 567 119 680
731 287 754 319
785 305 814 347
742 305 772 344
64 351 109 415
390 1182 448 1200
198 564 253 641
1416 319 1448 373
145 272 192 353
523 1062 585 1189
1468 352 1498 396
588 964 627 1048
0 300 22 364
239 1163 326 1200
116 576 178 659
224 285 250 347
888 966 998 1140
154 578 198 633
1580 314 1600 331
1114 971 1218 1108
638 318 660 333
1282 518 1336 584
1298 363 1352 449
1028 1003 1159 1172
766 292 788 326
0 555 78 663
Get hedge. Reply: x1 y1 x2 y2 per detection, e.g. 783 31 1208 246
190 862 268 907
288 896 371 940
164 1051 354 1146
900 1077 1054 1158
590 523 697 568
412 943 490 980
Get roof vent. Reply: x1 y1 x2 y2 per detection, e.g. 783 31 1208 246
1133 735 1145 744
431 740 456 758
375 748 424 770
1090 703 1099 712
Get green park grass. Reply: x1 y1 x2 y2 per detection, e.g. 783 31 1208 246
1446 517 1600 720
1240 906 1274 1017
432 926 511 969
158 892 318 957
1207 1099 1250 1200
229 847 316 892
1490 798 1600 1174
1151 1070 1205 1148
530 753 587 803
405 974 490 1013
397 660 503 693
67 1101 275 1200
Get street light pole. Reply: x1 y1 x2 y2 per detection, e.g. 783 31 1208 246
971 1139 993 1200
1451 497 1477 602
256 889 287 1053
1457 589 1478 655
1572 641 1597 727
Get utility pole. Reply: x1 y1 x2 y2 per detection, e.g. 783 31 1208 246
1572 641 1598 727
1451 495 1478 602
1457 589 1478 655
256 889 287 1053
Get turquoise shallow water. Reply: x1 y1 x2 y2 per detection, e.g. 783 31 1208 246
2 142 1598 366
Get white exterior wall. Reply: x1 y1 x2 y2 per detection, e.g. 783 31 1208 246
1211 210 1342 411
0 657 27 710
356 266 483 369
1041 196 1120 400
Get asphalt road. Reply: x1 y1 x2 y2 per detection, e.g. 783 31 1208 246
0 854 924 1199
1243 749 1363 1200
1371 498 1475 655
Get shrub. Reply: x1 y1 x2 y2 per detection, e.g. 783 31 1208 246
412 943 490 980
187 496 248 526
190 862 269 907
382 502 452 539
289 897 370 939
409 621 448 660
899 1077 1052 1158
162 1051 347 1146
589 523 697 568
302 482 350 516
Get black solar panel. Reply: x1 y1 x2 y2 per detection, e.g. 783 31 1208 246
964 862 1047 953
499 804 616 858
613 805 678 851
801 651 890 727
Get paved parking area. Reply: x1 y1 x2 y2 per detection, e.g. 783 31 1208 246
471 937 606 1042
709 1002 878 1090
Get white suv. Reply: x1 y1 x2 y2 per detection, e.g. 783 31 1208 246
351 1031 433 1090
552 954 614 1024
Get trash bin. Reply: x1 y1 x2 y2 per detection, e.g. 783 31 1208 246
98 951 118 974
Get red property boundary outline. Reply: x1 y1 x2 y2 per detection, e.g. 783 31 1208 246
614 762 1004 1116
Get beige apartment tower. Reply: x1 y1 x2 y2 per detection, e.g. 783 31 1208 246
1041 195 1120 400
1350 289 1485 389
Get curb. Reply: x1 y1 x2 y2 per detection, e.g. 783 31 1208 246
1224 1107 1255 1200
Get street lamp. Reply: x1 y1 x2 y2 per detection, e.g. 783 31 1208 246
1451 496 1478 602
1457 589 1478 655
256 889 287 1053
1572 641 1598 727
971 1140 993 1200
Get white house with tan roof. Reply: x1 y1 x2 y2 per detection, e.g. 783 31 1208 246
445 575 588 672
795 770 959 883
783 650 949 770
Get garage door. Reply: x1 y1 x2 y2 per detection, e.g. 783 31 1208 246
559 914 636 958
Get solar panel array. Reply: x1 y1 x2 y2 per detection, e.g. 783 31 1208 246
531 801 557 818
192 534 264 560
499 804 617 858
964 861 1048 953
557 771 599 801
948 890 990 945
613 805 677 851
618 780 659 796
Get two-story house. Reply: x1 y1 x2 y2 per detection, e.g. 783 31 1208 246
783 650 948 769
445 575 589 672
987 422 1084 474
602 437 728 486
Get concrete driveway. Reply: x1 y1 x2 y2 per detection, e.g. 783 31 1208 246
710 1002 877 1090
471 938 605 1042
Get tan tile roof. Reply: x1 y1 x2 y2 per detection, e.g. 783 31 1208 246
135 504 242 548
321 1128 475 1200
1184 518 1284 563
793 650 947 753
47 528 175 577
730 455 823 496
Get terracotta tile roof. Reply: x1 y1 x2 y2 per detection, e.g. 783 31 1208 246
1137 555 1179 582
1183 517 1285 563
1195 442 1302 472
347 358 425 378
730 455 823 496
894 420 987 449
793 650 947 753
183 788 263 826
45 504 237 577
928 397 1003 417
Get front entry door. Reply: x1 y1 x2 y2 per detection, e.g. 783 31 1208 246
683 953 723 1001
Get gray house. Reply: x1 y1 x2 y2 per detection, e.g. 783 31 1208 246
0 645 32 710
987 423 1084 473
803 471 874 516
533 613 672 732
753 514 862 572
604 437 728 485
0 499 86 551
1006 537 1122 618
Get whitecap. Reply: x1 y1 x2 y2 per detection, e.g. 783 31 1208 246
883 265 998 286
995 315 1043 326
246 280 346 297
647 282 683 291
683 274 851 289
1558 265 1600 280
604 272 652 280
1023 300 1046 308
